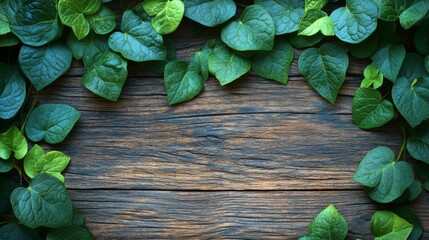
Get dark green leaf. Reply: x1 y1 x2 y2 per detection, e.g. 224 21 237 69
87 6 116 35
67 32 110 64
221 5 275 51
414 20 429 56
301 205 347 240
0 33 20 47
374 0 411 21
371 211 413 240
408 120 429 164
108 9 166 62
0 64 26 120
415 162 429 191
289 32 324 48
25 104 81 144
7 0 62 46
252 38 294 84
0 223 41 240
72 208 87 226
0 178 19 214
0 126 27 160
398 53 429 80
353 146 414 203
0 159 13 173
392 77 429 128
371 44 406 82
399 0 429 29
345 30 379 59
298 43 349 103
46 226 93 240
11 174 73 228
184 0 236 27
142 0 185 35
0 1 10 35
255 0 304 35
141 37 177 74
19 42 73 91
82 51 128 102
352 88 394 129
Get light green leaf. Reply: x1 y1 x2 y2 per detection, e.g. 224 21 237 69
7 0 62 46
399 0 429 29
142 0 184 35
19 42 73 91
392 77 429 128
305 0 328 11
87 6 116 35
11 174 73 228
408 120 429 164
330 0 378 44
25 104 81 144
414 20 429 56
58 0 102 40
298 43 349 103
0 178 19 214
393 207 423 240
82 51 128 102
252 38 294 84
353 146 414 203
184 0 236 27
0 64 26 120
164 61 204 105
371 211 413 240
67 32 110 64
0 126 27 160
361 64 384 89
46 226 93 240
208 43 251 86
255 0 304 35
301 205 347 240
371 44 406 82
221 5 275 51
108 9 166 62
299 9 334 36
0 223 41 240
398 53 429 80
352 88 394 129
24 145 70 182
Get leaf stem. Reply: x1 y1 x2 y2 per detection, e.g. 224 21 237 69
20 93 38 133
12 159 30 186
396 125 408 162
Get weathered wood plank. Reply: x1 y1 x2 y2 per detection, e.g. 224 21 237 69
69 190 429 239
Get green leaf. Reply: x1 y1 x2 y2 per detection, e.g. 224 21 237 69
67 32 110 64
164 61 204 105
408 120 429 164
425 56 429 73
221 5 275 51
82 51 128 102
24 145 70 182
183 0 236 27
208 43 251 86
392 77 429 128
0 178 18 214
0 126 27 160
255 0 304 35
11 174 73 228
7 0 62 46
399 180 422 202
252 38 294 84
0 223 41 240
87 6 116 35
19 42 73 91
330 0 378 44
58 0 101 40
371 211 413 240
0 33 20 47
142 0 184 35
353 146 414 203
46 226 93 240
25 104 81 144
345 30 379 59
414 20 429 56
399 0 429 29
393 207 423 240
374 0 410 21
371 44 406 82
108 9 166 62
361 64 384 89
298 43 349 103
189 41 212 81
0 64 26 120
301 205 347 240
72 208 87 226
298 9 334 36
0 1 10 35
0 159 13 173
305 0 328 11
141 37 177 74
398 53 429 80
415 162 429 191
289 32 324 49
352 88 394 129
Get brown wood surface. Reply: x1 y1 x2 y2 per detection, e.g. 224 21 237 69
30 14 428 240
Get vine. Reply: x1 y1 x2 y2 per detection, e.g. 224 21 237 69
0 0 428 239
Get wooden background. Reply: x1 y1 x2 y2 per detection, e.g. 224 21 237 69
30 9 429 240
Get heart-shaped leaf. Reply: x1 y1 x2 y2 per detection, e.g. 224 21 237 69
0 223 41 240
353 146 414 203
0 63 26 120
24 144 70 182
255 0 304 35
298 43 349 103
300 205 347 240
371 44 406 82
221 5 275 51
19 42 73 91
361 64 384 89
25 104 81 144
330 0 378 43
87 5 116 35
184 0 236 27
298 9 334 36
252 38 294 84
67 32 110 64
399 0 429 29
82 51 128 102
352 88 394 129
0 126 27 160
392 77 429 128
108 9 166 62
10 174 73 228
398 53 429 80
371 211 413 240
142 0 184 35
408 120 429 164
